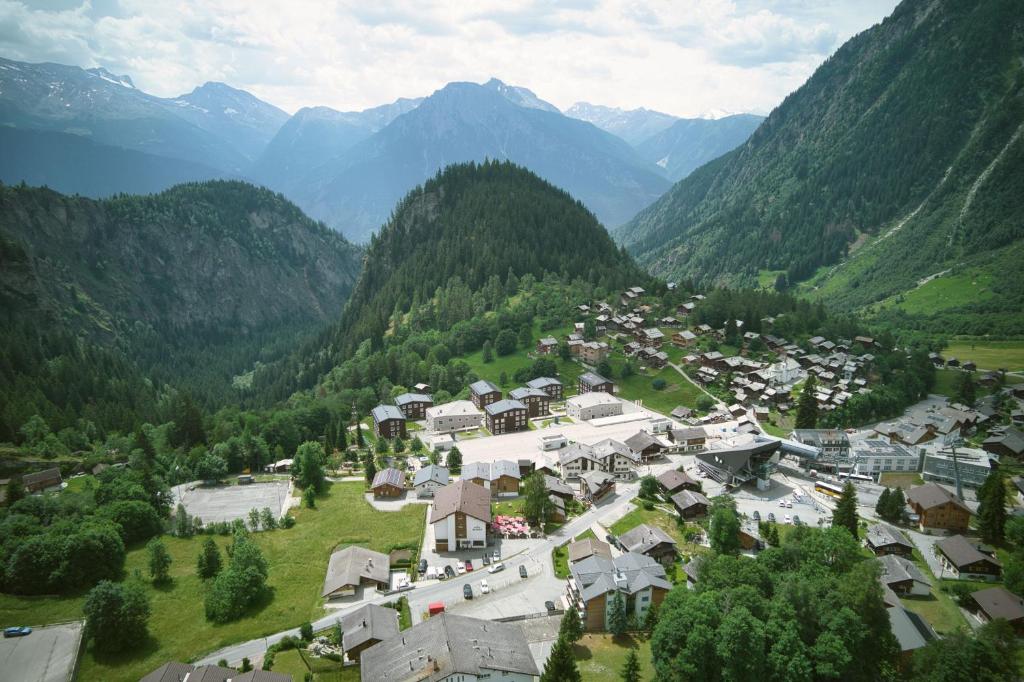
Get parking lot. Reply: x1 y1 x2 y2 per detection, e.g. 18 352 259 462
174 480 292 524
0 621 84 682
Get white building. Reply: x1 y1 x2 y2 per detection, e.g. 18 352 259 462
766 357 802 387
413 465 450 498
425 400 483 434
540 433 568 451
430 481 491 552
851 439 921 476
567 392 623 421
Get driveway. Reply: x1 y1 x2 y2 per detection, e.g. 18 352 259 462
363 491 429 511
907 529 947 578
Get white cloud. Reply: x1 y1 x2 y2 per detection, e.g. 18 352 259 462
0 0 898 116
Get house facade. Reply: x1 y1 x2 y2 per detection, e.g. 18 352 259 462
425 400 482 433
527 376 563 400
566 392 622 421
430 481 491 552
413 465 450 498
905 483 971 533
508 387 552 417
469 379 502 410
371 404 407 439
485 399 529 435
394 393 433 420
936 535 1001 581
567 553 671 632
578 372 614 394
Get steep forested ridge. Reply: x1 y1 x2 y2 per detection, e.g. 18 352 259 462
619 0 1024 318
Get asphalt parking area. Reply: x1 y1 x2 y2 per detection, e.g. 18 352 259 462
0 621 84 682
176 481 291 525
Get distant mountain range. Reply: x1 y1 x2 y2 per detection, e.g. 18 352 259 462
0 56 762 241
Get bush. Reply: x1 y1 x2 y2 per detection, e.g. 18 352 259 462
300 621 313 641
652 378 667 390
281 514 295 529
83 580 151 653
642 500 655 511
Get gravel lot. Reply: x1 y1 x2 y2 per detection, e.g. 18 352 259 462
174 481 291 525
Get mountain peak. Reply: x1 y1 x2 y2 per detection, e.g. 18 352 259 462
480 78 559 113
85 66 134 89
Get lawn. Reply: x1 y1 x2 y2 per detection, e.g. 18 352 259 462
574 634 655 681
609 502 705 558
0 482 425 682
943 340 1024 372
575 528 597 541
880 269 995 315
492 497 525 517
552 544 570 579
272 649 359 681
878 472 924 489
900 589 966 636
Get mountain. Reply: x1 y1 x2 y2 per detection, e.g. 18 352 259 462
0 181 363 405
619 0 1024 328
294 81 671 242
251 98 423 194
329 160 650 357
635 114 764 182
167 81 289 162
564 102 679 146
483 78 559 112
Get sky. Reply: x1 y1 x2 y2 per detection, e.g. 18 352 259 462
0 0 900 117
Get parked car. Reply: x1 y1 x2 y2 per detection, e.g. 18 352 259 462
488 562 505 574
480 579 490 594
752 511 761 522
545 600 557 613
457 563 466 575
465 560 474 572
793 516 802 526
492 550 500 561
785 501 793 509
3 626 31 638
444 565 456 579
784 515 792 524
605 534 618 548
519 565 528 579
482 553 491 566
778 500 786 507
418 559 428 575
767 512 776 523
463 584 473 600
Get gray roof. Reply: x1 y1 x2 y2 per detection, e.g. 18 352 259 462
232 672 292 682
372 404 406 423
878 555 931 588
322 546 390 596
509 387 548 400
414 465 450 488
469 379 500 396
972 586 1024 622
624 430 660 452
936 535 1000 569
984 429 1024 456
568 538 612 562
888 607 936 653
657 469 697 492
865 524 913 551
906 483 971 513
342 603 400 652
527 377 562 389
490 459 521 481
484 399 526 416
395 392 432 406
591 438 639 464
579 372 611 386
570 552 672 603
618 524 677 555
460 461 490 481
544 475 574 497
672 427 706 442
359 614 539 681
558 443 601 467
371 467 405 490
429 480 491 524
671 489 710 511
581 470 615 495
140 662 201 682
22 467 61 487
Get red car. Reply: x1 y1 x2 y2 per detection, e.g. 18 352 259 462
465 560 474 572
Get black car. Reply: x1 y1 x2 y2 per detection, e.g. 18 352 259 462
767 512 776 523
463 584 473 599
418 559 428 575
545 600 557 612
482 553 491 566
752 511 760 522
519 564 528 578
605 533 618 548
444 565 456 579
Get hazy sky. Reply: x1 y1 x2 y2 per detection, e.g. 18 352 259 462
0 0 899 117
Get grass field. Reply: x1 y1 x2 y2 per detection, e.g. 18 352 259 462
271 649 359 681
552 544 570 579
0 482 425 682
878 472 924 489
878 270 995 315
609 503 705 559
574 634 655 681
943 340 1024 372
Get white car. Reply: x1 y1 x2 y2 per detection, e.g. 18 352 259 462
778 500 786 507
457 563 466 575
492 550 500 561
786 501 793 508
480 579 490 594
784 515 792 524
488 562 505 574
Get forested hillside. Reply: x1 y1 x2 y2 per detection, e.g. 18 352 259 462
0 181 362 439
619 0 1024 331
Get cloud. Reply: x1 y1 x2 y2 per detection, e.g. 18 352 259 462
0 0 898 117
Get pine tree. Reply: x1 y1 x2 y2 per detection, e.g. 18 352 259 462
795 375 819 429
355 419 365 447
147 538 172 584
540 635 581 682
197 537 222 579
621 647 641 682
447 447 463 473
977 472 1007 544
608 591 629 636
5 477 25 507
875 487 891 519
337 420 347 450
832 482 859 539
955 371 977 407
482 340 494 363
363 450 377 484
887 487 906 523
559 603 583 644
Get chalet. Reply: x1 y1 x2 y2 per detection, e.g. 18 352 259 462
671 489 710 519
936 535 1001 581
657 469 700 495
738 523 763 552
701 351 725 368
359 614 538 681
972 587 1024 634
508 386 552 417
545 474 575 500
430 480 491 552
489 459 522 498
568 538 613 563
579 470 616 502
413 465 449 499
322 546 391 598
637 328 665 347
580 341 611 365
670 405 693 420
568 553 671 632
469 379 502 409
141 664 290 682
393 392 433 420
527 376 564 400
559 443 604 479
536 336 558 355
624 430 665 462
370 468 405 498
888 606 937 664
425 400 482 433
22 467 62 494
371 404 407 439
460 461 491 489
341 603 400 661
639 347 668 368
578 372 614 395
591 438 641 479
909 481 970 532
696 324 713 335
671 427 706 452
865 524 914 557
660 316 679 327
548 495 567 522
672 330 698 347
485 399 529 435
879 555 931 596
677 302 696 316
623 341 642 356
963 361 978 372
618 524 678 564
983 428 1024 459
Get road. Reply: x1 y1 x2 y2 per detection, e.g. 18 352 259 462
196 478 643 667
668 361 721 406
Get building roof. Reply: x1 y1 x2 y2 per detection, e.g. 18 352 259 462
672 427 706 441
657 469 697 492
527 377 562 390
906 483 972 514
484 399 527 416
878 554 932 589
469 380 500 396
671 489 710 510
322 546 391 596
580 470 616 496
413 465 450 488
371 467 405 490
430 480 491 524
490 459 521 481
865 524 914 551
568 538 613 563
460 461 490 481
618 524 677 555
372 404 406 423
558 442 601 467
22 467 61 488
624 430 661 453
571 552 672 603
342 603 401 652
579 372 611 387
140 662 201 682
972 586 1024 622
888 606 937 654
395 392 432 406
984 428 1024 457
509 387 548 401
359 614 539 681
567 392 619 408
425 400 480 419
936 535 1001 570
544 474 574 497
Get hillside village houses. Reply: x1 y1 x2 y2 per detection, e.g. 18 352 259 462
322 546 391 599
568 552 671 632
508 386 552 417
413 464 449 498
526 376 564 400
459 460 521 497
469 379 502 409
